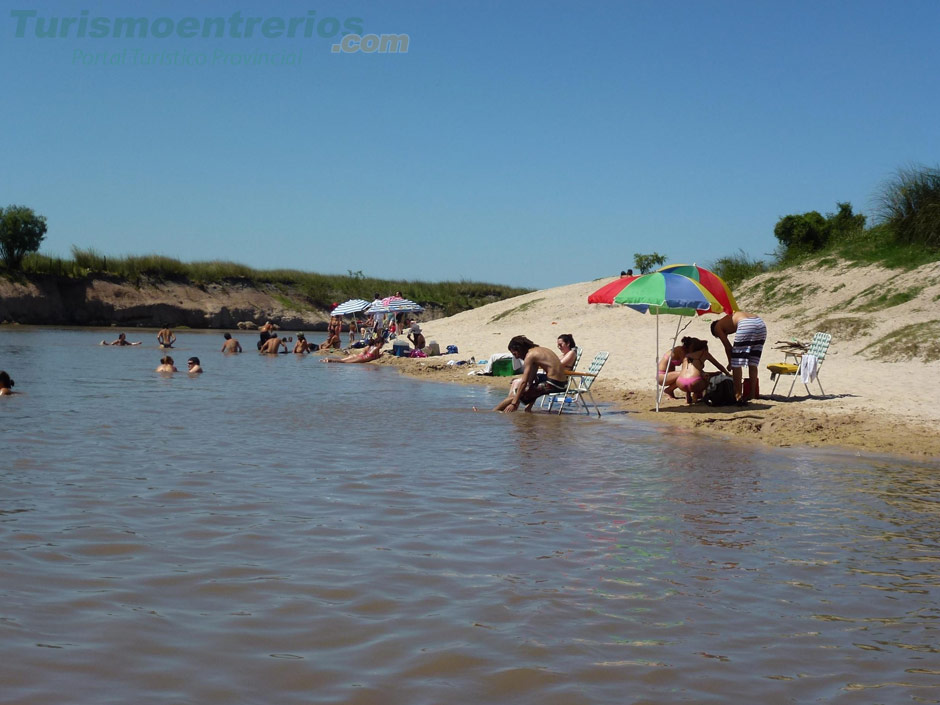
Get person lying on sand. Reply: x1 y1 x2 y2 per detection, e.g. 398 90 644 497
101 332 141 346
492 335 567 412
320 339 384 363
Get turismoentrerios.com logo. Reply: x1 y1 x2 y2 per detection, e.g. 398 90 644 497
8 9 410 53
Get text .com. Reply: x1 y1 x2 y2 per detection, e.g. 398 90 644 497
332 33 409 54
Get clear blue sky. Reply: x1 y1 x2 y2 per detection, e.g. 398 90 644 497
2 1 938 290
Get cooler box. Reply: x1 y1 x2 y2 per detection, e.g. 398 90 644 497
392 341 410 357
491 358 517 376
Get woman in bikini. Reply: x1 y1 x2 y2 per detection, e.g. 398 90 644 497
674 338 729 404
321 338 384 363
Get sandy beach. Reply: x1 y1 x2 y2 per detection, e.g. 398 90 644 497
374 260 940 460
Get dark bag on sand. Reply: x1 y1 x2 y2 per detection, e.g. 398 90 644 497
704 374 736 406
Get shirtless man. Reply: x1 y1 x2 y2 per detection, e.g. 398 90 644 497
102 332 141 346
186 357 204 373
710 311 767 403
259 336 288 354
157 326 176 348
221 332 243 353
493 335 568 412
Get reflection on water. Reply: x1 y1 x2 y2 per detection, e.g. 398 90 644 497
1 328 939 704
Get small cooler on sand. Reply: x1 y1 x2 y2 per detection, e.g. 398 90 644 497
491 358 517 376
392 341 411 357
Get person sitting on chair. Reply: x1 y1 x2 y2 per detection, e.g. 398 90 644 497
492 335 567 413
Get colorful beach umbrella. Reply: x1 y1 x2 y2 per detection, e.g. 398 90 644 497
586 274 640 304
657 264 738 315
589 272 722 411
331 298 372 316
612 272 722 316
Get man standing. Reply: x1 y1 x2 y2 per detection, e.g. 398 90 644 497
493 335 568 412
221 332 243 353
710 311 767 403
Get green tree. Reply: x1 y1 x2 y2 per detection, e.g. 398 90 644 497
633 252 666 274
0 205 47 269
773 211 829 254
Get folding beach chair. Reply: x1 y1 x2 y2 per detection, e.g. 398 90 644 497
546 351 609 417
767 332 831 397
539 346 583 408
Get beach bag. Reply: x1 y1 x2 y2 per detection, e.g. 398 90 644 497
703 374 735 406
410 349 427 358
446 345 458 354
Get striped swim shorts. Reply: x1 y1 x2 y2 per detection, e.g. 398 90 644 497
730 317 766 368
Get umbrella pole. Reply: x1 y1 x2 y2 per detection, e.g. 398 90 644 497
656 314 686 411
654 310 661 412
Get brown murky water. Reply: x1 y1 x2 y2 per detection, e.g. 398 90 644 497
2 328 939 704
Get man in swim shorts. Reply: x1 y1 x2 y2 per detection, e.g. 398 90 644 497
157 326 176 348
493 335 568 412
710 311 767 403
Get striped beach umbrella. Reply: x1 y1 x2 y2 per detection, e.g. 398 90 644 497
365 297 424 315
331 298 372 316
657 264 738 315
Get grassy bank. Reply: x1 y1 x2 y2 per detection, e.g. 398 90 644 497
10 249 531 317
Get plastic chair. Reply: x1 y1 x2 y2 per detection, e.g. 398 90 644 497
546 351 609 417
539 346 583 408
767 332 831 397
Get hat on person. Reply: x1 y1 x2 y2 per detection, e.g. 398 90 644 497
410 323 421 332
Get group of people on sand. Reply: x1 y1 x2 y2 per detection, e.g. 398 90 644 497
490 310 766 413
653 311 768 405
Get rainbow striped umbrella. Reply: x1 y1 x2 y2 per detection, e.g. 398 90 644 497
586 274 640 304
589 272 723 411
657 264 738 315
612 272 722 315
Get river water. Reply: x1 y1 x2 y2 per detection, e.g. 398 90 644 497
1 327 939 704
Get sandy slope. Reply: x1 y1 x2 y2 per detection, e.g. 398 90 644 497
378 260 940 460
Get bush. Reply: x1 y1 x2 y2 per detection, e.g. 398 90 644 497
708 250 767 289
876 165 940 249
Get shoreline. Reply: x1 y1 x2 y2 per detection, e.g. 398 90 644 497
375 355 940 460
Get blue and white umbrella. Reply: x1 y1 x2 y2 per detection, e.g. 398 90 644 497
331 298 372 316
365 297 424 315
